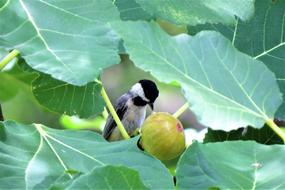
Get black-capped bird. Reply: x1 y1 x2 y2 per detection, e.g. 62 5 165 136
103 79 159 141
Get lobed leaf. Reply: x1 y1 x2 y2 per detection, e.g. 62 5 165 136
32 73 104 117
204 126 283 145
0 0 120 85
0 50 37 102
134 0 254 26
114 0 152 21
112 21 282 131
176 141 285 189
0 69 36 102
188 0 285 119
0 121 173 189
66 165 148 190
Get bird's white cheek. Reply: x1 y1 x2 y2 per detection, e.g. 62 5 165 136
130 83 149 102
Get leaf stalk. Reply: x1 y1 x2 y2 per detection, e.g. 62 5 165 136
173 102 189 118
0 49 20 70
96 80 130 140
266 119 285 143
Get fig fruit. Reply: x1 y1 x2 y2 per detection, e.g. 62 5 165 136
140 112 186 160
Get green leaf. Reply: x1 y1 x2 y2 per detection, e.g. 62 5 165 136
60 115 105 131
0 47 9 61
32 73 104 117
176 141 285 189
204 126 283 145
0 53 37 102
0 56 104 118
0 121 173 189
18 60 104 118
45 0 120 22
0 0 7 7
188 0 285 119
112 21 282 131
0 0 120 85
134 0 254 26
0 71 32 102
66 165 148 190
114 0 152 21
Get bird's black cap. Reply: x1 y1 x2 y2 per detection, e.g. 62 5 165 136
139 79 159 103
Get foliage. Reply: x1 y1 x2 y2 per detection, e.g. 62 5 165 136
176 141 285 189
32 73 104 118
0 0 285 189
0 0 120 85
204 126 283 145
0 50 37 101
188 0 285 119
112 21 281 130
66 165 148 190
0 121 172 189
134 0 254 25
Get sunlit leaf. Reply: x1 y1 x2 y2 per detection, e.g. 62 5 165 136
112 21 282 131
176 141 285 189
0 121 173 189
0 0 120 85
188 0 285 119
66 165 148 190
114 0 152 21
134 0 254 25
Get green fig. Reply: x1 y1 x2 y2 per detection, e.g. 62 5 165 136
140 112 186 160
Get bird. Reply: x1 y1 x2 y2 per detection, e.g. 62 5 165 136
103 79 159 141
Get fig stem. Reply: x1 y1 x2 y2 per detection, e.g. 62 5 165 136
0 49 20 71
266 119 285 143
173 102 189 118
95 79 130 140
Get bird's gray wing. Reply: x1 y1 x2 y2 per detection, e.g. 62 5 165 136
102 94 129 140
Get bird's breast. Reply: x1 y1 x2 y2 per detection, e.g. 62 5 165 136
126 106 146 125
123 101 147 132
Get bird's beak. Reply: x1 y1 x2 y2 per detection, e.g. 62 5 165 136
149 103 154 110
